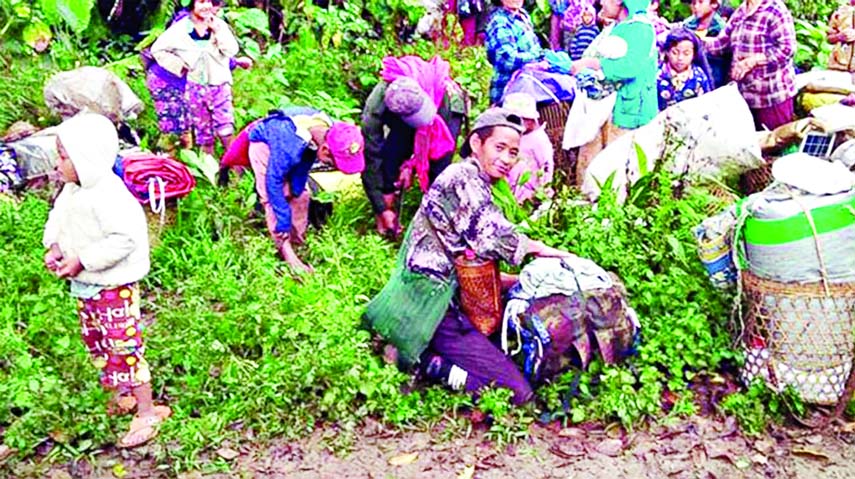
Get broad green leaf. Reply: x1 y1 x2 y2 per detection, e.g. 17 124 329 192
40 0 95 34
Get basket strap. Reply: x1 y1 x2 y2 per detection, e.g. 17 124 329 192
788 189 831 296
732 206 752 345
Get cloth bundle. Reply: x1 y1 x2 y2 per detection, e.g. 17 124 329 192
116 151 196 209
502 257 639 383
44 66 144 123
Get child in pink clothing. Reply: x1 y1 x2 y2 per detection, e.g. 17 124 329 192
501 93 554 203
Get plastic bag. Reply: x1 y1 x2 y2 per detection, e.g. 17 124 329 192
581 84 763 201
44 66 143 123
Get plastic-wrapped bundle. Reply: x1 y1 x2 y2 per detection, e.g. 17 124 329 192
736 156 855 284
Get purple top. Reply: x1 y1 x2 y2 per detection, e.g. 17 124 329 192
145 9 239 90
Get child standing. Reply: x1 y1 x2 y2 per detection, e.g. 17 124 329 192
570 4 600 60
501 93 554 202
43 113 169 448
151 0 241 155
657 28 713 110
683 0 729 87
827 0 855 72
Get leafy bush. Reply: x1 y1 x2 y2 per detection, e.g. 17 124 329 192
795 18 832 70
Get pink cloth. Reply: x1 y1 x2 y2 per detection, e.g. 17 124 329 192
506 125 554 202
381 55 457 192
220 120 261 169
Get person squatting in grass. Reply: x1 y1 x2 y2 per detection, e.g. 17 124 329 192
220 108 365 273
43 113 171 449
364 109 575 405
150 0 243 155
360 55 468 239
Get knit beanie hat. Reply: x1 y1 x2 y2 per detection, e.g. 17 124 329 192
383 77 438 128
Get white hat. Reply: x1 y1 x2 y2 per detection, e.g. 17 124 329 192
502 92 539 120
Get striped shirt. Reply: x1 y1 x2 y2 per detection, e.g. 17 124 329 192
705 0 796 109
570 25 600 61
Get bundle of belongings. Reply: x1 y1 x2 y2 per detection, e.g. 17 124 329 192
757 103 855 158
694 154 855 406
114 151 196 211
795 69 855 114
579 84 764 202
501 257 639 384
2 66 146 196
3 122 61 192
44 66 143 125
502 68 576 105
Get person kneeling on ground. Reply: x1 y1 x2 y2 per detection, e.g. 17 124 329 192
222 109 364 273
44 113 171 448
363 109 575 405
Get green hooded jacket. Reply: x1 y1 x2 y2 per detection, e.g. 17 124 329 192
599 0 658 129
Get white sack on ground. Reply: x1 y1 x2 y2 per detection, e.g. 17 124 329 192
44 66 143 123
582 84 763 201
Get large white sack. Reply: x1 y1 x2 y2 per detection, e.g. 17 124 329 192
582 84 763 201
44 66 143 123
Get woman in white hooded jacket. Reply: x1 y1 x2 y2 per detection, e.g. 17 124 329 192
43 113 170 448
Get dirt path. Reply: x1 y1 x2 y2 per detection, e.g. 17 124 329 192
8 417 855 478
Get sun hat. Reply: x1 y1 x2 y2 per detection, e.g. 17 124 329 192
460 108 525 158
502 92 540 120
326 122 365 174
383 77 437 128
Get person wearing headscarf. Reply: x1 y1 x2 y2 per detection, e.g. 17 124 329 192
221 108 365 273
566 0 658 185
43 113 171 449
360 55 468 238
364 109 575 406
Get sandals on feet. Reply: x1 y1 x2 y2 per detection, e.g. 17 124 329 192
117 406 172 449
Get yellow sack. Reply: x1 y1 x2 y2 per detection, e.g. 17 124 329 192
800 92 846 113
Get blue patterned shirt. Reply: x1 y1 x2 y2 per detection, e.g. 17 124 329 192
485 8 545 104
657 64 713 111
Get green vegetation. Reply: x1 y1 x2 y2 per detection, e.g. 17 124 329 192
0 0 846 472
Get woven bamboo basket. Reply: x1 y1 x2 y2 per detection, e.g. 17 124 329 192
454 255 502 336
740 270 855 406
537 100 575 186
739 161 773 195
701 182 740 217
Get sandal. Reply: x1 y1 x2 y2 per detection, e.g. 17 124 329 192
117 406 172 449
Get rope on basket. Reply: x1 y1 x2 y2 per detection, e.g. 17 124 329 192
788 189 831 297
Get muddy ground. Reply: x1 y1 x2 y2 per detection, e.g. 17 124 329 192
6 415 855 479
